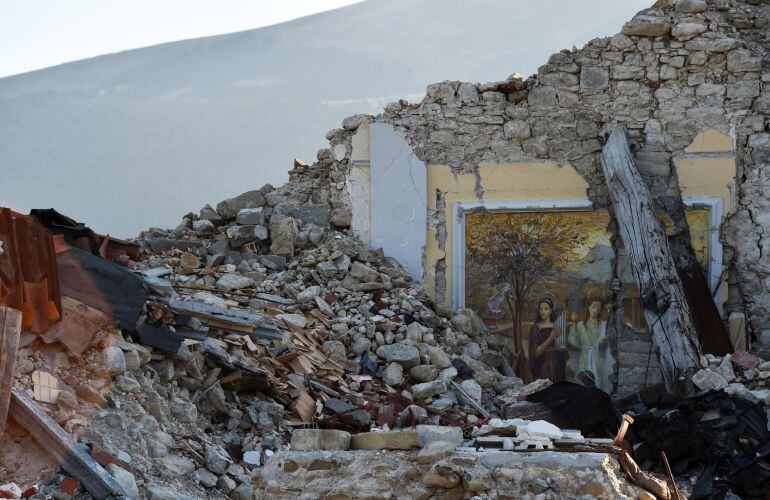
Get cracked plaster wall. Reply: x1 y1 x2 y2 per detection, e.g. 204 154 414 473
369 123 427 282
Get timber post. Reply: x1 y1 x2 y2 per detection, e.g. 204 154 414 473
0 306 22 439
600 126 701 391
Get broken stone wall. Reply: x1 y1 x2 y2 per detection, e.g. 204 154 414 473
255 449 645 499
276 0 769 395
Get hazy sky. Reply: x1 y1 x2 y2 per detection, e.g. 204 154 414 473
0 1 363 77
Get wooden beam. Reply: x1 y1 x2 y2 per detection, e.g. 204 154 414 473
0 307 21 439
9 388 126 499
600 126 701 391
164 297 285 340
617 449 672 500
657 195 732 356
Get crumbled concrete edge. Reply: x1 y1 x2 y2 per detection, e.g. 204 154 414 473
254 449 647 499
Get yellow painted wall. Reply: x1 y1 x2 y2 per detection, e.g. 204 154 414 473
685 128 734 154
675 156 735 206
350 124 736 310
675 153 736 310
425 133 736 307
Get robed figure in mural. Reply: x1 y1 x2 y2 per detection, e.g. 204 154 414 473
568 298 612 392
528 297 568 382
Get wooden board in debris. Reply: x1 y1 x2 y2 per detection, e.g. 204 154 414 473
0 307 21 439
9 388 127 499
167 298 282 340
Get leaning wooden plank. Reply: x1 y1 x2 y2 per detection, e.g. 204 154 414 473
656 196 732 356
9 388 126 499
600 126 701 391
0 307 22 439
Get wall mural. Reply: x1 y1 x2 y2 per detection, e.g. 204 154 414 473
464 208 713 393
465 209 615 391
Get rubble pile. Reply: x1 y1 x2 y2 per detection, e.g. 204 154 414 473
1 338 115 492
1 186 534 499
3 193 766 499
255 448 644 499
2 169 768 499
690 350 770 404
630 389 770 499
1 0 769 496
138 182 523 418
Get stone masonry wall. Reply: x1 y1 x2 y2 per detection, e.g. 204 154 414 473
274 0 769 396
255 450 645 499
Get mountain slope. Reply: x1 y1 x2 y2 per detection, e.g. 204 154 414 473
0 0 650 237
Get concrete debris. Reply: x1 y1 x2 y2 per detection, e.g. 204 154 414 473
2 0 770 497
0 483 22 499
692 368 729 391
350 431 421 450
517 419 563 440
414 440 457 463
0 183 647 497
290 429 351 451
2 192 767 499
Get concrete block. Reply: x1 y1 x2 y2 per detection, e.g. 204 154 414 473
291 429 351 451
416 425 464 447
350 431 420 450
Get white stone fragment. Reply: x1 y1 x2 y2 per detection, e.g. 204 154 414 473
517 420 563 440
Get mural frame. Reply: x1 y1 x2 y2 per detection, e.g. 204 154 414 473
452 198 593 310
451 196 724 313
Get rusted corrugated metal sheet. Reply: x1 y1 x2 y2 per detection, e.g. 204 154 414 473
0 208 61 333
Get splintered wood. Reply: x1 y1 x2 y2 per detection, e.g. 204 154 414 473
177 293 354 425
261 309 350 424
9 388 128 498
181 297 377 426
0 307 22 439
600 126 701 391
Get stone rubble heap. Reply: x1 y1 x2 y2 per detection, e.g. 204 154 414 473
0 187 565 500
30 184 537 499
249 421 640 499
3 0 769 495
691 349 770 404
255 448 644 499
140 183 525 416
4 188 765 499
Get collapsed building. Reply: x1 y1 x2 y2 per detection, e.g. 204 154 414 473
309 0 770 397
1 0 769 498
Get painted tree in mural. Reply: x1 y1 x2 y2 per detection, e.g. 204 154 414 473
466 211 589 378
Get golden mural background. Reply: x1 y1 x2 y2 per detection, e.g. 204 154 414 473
464 207 712 389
